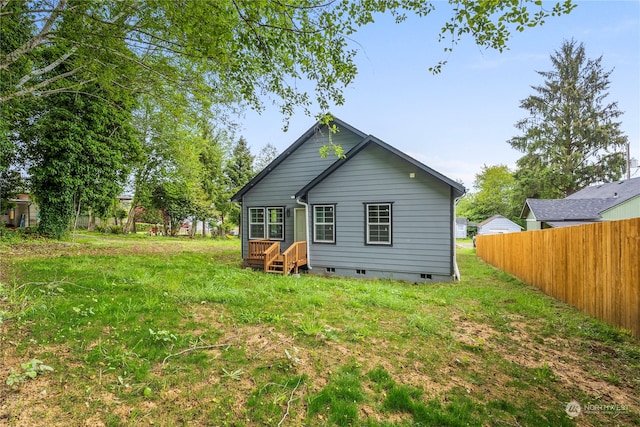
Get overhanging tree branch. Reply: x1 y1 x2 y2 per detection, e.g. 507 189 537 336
0 0 68 71
16 47 77 87
0 67 84 103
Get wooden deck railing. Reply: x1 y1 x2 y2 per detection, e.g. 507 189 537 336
282 241 307 274
262 241 281 272
248 240 307 275
248 240 274 261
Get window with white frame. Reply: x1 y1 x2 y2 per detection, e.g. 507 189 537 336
313 205 335 243
248 207 265 239
248 207 285 240
366 203 391 245
267 207 284 240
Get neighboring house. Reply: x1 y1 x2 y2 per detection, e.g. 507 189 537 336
455 217 468 239
1 194 39 228
231 117 466 282
477 215 523 235
2 194 139 230
521 177 640 230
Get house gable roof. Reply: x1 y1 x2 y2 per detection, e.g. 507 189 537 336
478 214 522 228
456 217 468 225
566 177 640 202
521 177 640 222
524 198 613 221
294 135 466 200
478 214 503 227
230 116 368 202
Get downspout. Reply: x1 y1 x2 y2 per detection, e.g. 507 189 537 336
296 197 312 270
453 195 463 281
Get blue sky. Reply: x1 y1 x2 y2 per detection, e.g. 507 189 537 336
240 1 640 191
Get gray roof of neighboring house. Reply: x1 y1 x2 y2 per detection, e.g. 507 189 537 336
566 177 640 202
478 214 521 228
522 177 640 221
478 214 502 226
455 217 468 225
524 198 614 221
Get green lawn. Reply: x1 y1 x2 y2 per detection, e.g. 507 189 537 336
0 233 638 426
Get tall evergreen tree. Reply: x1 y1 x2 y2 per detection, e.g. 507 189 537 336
221 137 255 230
225 138 255 191
254 143 279 173
509 39 628 198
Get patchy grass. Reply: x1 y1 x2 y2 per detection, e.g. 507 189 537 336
0 234 638 426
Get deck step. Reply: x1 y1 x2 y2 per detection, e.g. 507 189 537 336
267 256 285 274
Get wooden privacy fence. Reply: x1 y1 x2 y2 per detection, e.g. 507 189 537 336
476 218 640 338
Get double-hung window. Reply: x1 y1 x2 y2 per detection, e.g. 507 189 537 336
266 207 284 240
313 205 335 243
366 203 392 245
248 208 265 240
248 207 284 240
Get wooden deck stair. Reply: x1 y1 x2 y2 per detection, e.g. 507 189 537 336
267 255 286 273
248 240 307 275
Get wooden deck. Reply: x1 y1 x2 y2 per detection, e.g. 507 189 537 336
247 240 307 275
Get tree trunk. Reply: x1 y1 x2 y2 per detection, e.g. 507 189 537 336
123 202 137 234
88 208 96 231
190 218 197 238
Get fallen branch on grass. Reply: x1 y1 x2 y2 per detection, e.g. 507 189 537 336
277 376 303 427
162 343 232 366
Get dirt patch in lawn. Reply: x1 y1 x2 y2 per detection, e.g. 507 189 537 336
501 326 638 411
451 315 639 424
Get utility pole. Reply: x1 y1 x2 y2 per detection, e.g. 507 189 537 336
627 142 639 180
628 142 631 180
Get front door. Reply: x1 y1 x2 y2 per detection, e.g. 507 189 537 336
294 208 307 242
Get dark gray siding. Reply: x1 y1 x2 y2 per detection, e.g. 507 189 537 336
306 143 454 281
241 128 362 255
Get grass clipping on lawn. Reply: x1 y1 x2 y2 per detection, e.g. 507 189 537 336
0 233 638 426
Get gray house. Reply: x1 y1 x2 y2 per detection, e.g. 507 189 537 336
455 218 468 239
522 177 640 230
477 215 523 235
231 117 466 282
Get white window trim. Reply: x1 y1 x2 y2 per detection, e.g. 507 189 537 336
248 207 265 240
266 206 285 241
313 205 335 243
366 203 392 245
